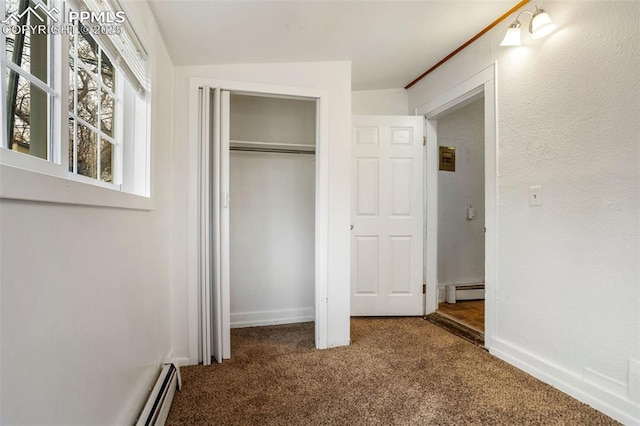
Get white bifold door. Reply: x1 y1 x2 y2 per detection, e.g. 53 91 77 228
198 87 230 365
351 116 424 316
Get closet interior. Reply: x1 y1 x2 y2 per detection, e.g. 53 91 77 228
228 93 317 330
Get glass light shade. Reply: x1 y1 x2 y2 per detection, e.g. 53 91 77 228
500 23 522 46
531 10 556 39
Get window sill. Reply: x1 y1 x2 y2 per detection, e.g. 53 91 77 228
0 163 153 211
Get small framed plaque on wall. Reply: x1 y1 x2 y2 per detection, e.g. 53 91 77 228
439 146 456 172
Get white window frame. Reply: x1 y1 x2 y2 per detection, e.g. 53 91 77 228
0 0 63 174
0 0 152 209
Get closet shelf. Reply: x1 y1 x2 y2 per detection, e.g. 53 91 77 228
230 140 315 154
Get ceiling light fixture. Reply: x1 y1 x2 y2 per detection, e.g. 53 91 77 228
500 5 556 46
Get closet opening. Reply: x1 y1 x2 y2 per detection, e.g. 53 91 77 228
193 80 329 365
227 93 317 352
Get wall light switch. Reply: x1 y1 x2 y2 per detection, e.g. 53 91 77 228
466 204 476 220
529 186 542 206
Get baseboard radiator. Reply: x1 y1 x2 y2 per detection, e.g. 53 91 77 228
136 363 181 426
446 283 485 304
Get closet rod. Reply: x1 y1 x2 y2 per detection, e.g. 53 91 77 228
230 146 315 155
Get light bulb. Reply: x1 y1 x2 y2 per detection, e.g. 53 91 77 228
531 9 556 39
500 22 522 47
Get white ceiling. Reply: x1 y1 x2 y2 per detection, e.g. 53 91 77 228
146 0 515 90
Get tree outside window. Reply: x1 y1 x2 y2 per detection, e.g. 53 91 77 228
68 25 117 183
4 0 51 160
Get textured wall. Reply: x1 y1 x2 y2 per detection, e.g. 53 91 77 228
437 98 485 290
409 1 640 422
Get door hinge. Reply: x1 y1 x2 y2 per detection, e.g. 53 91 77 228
423 136 426 146
422 283 426 294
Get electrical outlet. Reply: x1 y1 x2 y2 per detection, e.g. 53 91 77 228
529 186 542 206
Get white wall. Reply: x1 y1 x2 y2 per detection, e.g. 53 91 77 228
171 61 352 360
229 95 316 327
437 98 485 293
230 94 316 145
352 88 409 115
0 2 175 424
230 152 315 327
409 2 640 423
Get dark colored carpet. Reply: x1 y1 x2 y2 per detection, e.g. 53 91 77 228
167 318 617 425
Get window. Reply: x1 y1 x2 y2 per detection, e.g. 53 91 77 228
69 28 118 183
3 0 55 160
0 0 150 198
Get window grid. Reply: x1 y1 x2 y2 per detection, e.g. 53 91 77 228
3 60 55 96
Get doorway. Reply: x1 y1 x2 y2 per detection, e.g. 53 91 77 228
435 96 485 334
420 63 497 349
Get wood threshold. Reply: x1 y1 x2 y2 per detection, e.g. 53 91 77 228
404 0 530 89
425 312 485 347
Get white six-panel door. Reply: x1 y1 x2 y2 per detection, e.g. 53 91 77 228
351 116 424 316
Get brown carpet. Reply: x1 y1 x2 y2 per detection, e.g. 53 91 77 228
167 318 617 425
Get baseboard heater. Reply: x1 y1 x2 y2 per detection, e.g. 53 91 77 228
136 363 181 426
446 283 485 304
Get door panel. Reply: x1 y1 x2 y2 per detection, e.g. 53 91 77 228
354 236 379 295
391 159 412 216
390 236 412 294
355 159 379 216
351 116 424 316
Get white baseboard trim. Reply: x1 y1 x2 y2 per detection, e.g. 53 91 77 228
230 307 314 328
165 357 192 367
490 337 640 425
584 367 628 398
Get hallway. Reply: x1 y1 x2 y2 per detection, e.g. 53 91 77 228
438 300 485 333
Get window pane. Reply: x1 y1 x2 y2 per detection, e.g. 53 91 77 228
76 69 98 126
5 69 49 159
4 0 49 84
100 140 113 183
68 118 75 172
77 124 97 178
101 52 114 92
77 30 98 74
69 63 75 112
101 90 114 137
69 31 75 57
